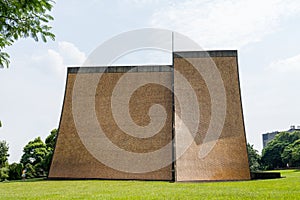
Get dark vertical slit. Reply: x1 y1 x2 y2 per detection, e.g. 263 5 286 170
171 32 176 182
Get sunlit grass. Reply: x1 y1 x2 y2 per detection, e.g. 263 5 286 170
0 170 299 199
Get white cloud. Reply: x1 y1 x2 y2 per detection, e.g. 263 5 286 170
31 41 86 78
0 41 86 162
150 0 300 49
58 41 86 66
242 52 300 152
268 53 300 72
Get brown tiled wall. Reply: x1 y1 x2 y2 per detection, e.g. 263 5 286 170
49 72 173 180
49 51 250 181
174 53 251 181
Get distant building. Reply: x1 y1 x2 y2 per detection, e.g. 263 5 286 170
262 125 300 148
288 125 300 132
262 131 279 148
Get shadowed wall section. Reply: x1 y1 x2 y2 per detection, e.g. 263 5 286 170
174 51 250 181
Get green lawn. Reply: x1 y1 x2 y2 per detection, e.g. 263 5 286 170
0 170 299 199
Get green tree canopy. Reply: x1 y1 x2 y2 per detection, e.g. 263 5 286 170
20 129 58 177
262 131 300 169
45 128 57 150
281 139 300 167
42 128 57 173
0 0 55 67
0 166 9 181
20 137 48 175
0 140 9 181
8 162 23 180
0 140 9 168
247 143 263 171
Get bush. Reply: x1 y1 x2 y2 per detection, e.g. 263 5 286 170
247 143 264 171
0 167 9 181
25 163 36 178
8 163 23 180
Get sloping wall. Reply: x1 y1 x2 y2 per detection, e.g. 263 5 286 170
49 67 173 180
174 51 250 181
49 51 250 181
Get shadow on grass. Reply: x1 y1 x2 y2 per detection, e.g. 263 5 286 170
2 177 46 183
250 171 283 180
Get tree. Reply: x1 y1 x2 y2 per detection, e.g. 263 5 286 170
262 131 300 169
20 129 58 177
0 166 9 181
291 144 300 166
0 140 9 181
247 143 263 171
45 128 57 150
281 145 293 167
24 163 36 178
0 0 55 67
0 140 9 168
20 137 48 176
262 142 285 169
8 162 23 180
282 139 300 167
42 128 57 174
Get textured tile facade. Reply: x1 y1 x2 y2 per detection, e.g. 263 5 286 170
174 52 250 181
49 72 173 180
49 51 250 181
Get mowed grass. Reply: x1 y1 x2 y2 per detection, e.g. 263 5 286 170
0 170 299 199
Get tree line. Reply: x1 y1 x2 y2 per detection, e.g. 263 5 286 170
0 129 57 181
1 0 56 181
248 130 300 171
1 129 299 180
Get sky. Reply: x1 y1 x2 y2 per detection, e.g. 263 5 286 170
1 0 300 163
